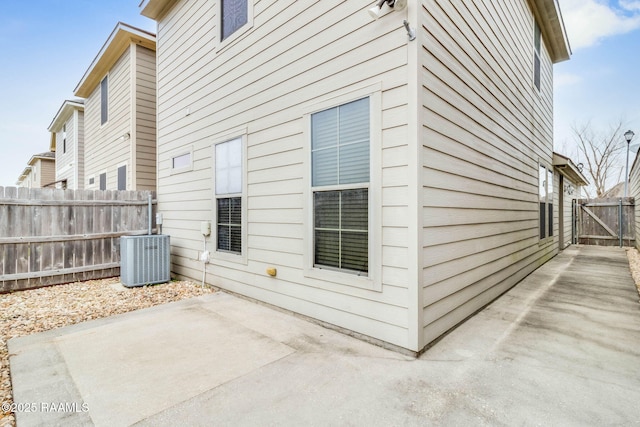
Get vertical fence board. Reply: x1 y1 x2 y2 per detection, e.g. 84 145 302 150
576 197 635 247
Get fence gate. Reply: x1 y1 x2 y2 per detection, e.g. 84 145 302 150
574 197 635 247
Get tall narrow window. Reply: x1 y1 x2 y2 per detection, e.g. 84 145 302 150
100 76 108 125
539 164 553 240
99 172 107 190
534 22 541 91
311 97 370 274
221 0 247 41
62 124 67 154
547 169 554 237
215 138 242 254
117 165 127 190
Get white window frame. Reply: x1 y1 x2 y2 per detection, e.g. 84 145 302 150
211 128 248 265
217 0 254 51
117 161 128 191
100 74 109 126
303 84 382 292
533 20 541 92
170 146 194 175
539 162 554 242
98 170 107 190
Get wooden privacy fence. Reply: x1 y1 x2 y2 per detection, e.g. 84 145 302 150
0 187 157 293
574 197 635 247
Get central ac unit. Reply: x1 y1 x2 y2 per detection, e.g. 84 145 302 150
120 235 170 287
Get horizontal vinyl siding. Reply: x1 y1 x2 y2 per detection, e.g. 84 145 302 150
39 160 56 187
55 115 76 187
135 45 157 191
156 0 413 348
84 48 132 190
420 0 557 345
76 111 85 189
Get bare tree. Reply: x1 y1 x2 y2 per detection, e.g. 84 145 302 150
572 120 627 198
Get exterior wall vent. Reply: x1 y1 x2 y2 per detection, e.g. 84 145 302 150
120 235 170 287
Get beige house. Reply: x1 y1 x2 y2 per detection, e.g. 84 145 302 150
47 100 85 189
74 22 157 191
15 152 56 188
141 0 571 353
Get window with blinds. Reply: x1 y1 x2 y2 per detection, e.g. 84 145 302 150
311 97 370 274
221 0 248 41
215 138 242 254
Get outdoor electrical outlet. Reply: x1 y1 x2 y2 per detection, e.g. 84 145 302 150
199 251 210 263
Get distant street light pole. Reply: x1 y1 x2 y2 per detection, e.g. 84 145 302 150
624 130 635 197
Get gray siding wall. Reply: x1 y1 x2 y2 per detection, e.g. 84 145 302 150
420 0 558 345
156 0 414 349
135 45 157 191
84 48 132 190
154 0 563 352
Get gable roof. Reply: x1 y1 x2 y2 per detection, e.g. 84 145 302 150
530 0 571 62
74 22 156 98
27 152 56 166
48 99 84 133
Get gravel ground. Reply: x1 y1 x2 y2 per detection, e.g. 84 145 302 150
626 247 640 297
0 278 214 427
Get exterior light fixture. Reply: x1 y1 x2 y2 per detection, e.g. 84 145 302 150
624 129 635 197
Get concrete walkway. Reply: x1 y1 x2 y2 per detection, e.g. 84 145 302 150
8 245 640 426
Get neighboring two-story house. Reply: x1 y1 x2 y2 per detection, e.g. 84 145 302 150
139 0 571 353
73 22 157 191
48 100 85 189
15 152 56 189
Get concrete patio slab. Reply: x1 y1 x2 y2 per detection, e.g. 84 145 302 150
8 245 640 426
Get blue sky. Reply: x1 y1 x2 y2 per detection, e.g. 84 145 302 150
0 1 638 189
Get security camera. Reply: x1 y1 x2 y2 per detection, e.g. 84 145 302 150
368 0 407 19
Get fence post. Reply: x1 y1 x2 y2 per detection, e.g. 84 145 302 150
619 198 623 248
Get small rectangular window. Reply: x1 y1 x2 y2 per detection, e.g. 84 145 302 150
101 76 108 125
99 172 106 190
215 138 242 254
89 177 95 185
117 165 127 190
221 0 248 41
172 152 192 170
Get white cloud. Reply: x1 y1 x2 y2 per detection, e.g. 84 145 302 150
621 0 640 11
554 72 582 88
560 0 640 50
